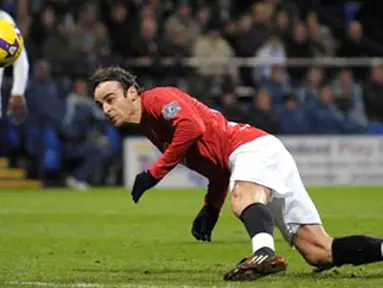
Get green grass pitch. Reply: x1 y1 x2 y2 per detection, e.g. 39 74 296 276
0 187 382 288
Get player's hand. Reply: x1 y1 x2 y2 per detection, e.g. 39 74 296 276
191 205 219 242
7 95 28 125
131 170 159 203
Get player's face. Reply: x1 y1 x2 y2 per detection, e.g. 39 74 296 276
94 81 140 126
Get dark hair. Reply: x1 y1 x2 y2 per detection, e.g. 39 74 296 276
283 92 296 103
319 83 331 92
89 66 141 93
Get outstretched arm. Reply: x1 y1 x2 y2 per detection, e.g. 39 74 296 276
131 88 205 203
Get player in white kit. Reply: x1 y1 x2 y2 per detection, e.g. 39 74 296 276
0 10 29 125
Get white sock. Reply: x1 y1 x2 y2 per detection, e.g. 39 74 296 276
381 241 383 258
251 232 275 253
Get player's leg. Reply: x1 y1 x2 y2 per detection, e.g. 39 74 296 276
266 169 330 268
293 224 333 268
294 224 383 271
231 181 275 254
268 141 383 270
223 136 292 281
223 180 286 281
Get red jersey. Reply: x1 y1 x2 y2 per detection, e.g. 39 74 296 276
139 87 268 210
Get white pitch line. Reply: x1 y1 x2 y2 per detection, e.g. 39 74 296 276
1 210 382 219
6 282 105 288
5 281 230 288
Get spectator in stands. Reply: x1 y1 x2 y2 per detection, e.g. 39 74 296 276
253 33 286 84
262 65 290 108
337 21 383 80
247 88 280 134
131 16 162 85
105 1 132 57
274 9 291 44
26 59 64 126
192 21 237 88
338 21 379 58
307 85 365 134
219 89 247 123
332 68 367 125
195 5 211 33
70 2 110 59
297 67 323 105
364 66 383 121
137 3 157 22
264 0 299 16
28 4 57 59
222 19 237 53
210 0 234 27
41 16 76 65
286 22 314 83
62 78 114 190
235 13 256 86
25 59 65 175
236 13 256 57
276 93 309 134
165 2 200 48
160 24 190 85
144 0 170 23
249 3 272 53
306 11 336 57
161 21 189 57
184 71 211 104
131 16 159 57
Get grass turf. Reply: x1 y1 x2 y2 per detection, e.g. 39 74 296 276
0 187 382 288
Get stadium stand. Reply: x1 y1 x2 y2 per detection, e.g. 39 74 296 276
0 0 382 188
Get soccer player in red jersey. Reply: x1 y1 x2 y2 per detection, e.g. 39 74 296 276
91 67 383 281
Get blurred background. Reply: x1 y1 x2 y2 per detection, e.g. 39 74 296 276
0 0 383 190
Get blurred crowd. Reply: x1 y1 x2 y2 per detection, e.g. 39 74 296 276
2 0 383 187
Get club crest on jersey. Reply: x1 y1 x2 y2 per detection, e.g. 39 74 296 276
162 101 181 120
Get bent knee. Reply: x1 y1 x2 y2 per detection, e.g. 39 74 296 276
231 181 271 217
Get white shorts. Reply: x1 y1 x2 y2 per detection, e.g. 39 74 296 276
228 135 322 245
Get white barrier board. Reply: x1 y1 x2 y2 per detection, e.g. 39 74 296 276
124 136 383 188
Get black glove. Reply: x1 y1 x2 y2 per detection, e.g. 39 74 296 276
191 205 220 242
131 170 159 203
